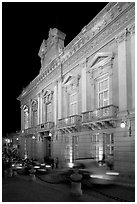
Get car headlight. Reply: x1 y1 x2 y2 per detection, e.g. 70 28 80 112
34 166 40 169
106 172 119 175
90 174 104 179
45 165 51 168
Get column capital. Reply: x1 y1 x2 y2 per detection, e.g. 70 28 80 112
115 29 129 43
128 23 135 35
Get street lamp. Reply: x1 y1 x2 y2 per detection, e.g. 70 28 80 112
120 111 131 137
32 135 35 140
49 132 52 137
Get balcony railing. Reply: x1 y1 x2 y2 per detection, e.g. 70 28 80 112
24 122 54 135
82 105 118 123
57 115 82 129
37 122 54 132
24 127 35 135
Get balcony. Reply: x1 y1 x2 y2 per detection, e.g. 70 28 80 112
82 105 118 129
57 115 82 133
23 122 54 135
37 122 54 132
24 127 35 135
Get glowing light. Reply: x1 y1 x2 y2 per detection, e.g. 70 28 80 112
45 165 51 168
16 138 19 141
34 166 40 169
32 136 35 139
49 132 52 137
65 118 68 124
106 172 119 175
90 174 104 179
120 121 126 128
68 162 74 168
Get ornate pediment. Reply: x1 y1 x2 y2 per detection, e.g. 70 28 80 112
88 52 114 80
31 100 38 112
23 105 29 112
88 52 114 69
91 56 108 67
43 89 54 104
63 74 81 92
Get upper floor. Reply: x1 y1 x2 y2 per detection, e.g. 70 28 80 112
17 2 135 133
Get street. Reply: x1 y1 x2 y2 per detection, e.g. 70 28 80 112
2 175 135 202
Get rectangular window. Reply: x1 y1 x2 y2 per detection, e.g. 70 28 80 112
97 76 109 108
70 93 77 116
47 103 52 122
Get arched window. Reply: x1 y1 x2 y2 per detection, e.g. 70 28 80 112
31 100 38 127
23 105 29 129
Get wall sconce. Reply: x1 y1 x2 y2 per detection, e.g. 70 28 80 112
32 135 35 140
16 137 19 141
49 132 52 137
120 118 131 137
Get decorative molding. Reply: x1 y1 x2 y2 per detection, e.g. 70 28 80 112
23 105 29 112
43 89 54 104
115 29 128 43
31 100 38 111
128 23 135 34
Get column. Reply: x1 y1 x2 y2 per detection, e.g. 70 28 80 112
130 24 135 109
29 100 32 128
58 80 62 119
54 82 57 125
40 94 43 124
37 94 40 125
116 29 127 111
21 105 24 130
81 59 87 112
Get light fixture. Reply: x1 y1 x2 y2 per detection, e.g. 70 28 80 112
32 135 35 139
49 132 52 137
120 111 131 136
120 121 126 128
16 137 19 141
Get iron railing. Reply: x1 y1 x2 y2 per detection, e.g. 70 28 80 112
82 105 118 123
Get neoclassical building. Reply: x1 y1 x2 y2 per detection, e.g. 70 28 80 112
17 2 135 177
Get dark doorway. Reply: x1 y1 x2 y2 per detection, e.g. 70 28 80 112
44 136 51 158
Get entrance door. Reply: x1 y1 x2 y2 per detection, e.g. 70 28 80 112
44 137 51 158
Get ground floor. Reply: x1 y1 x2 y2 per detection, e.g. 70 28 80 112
18 118 135 179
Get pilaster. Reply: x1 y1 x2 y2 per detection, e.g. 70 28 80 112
21 105 24 130
81 59 87 113
54 81 58 125
129 24 135 110
58 79 62 119
37 94 40 125
116 29 128 111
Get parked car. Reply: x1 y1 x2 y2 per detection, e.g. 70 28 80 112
74 158 119 185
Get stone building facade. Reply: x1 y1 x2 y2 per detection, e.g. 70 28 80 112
17 2 135 177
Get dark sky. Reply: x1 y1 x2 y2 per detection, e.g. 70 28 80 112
2 2 108 136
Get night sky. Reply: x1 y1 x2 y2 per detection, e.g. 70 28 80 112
2 2 108 136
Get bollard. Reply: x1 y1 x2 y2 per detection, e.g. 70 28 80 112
4 170 8 179
70 169 83 196
29 168 36 181
13 170 18 176
9 168 13 177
